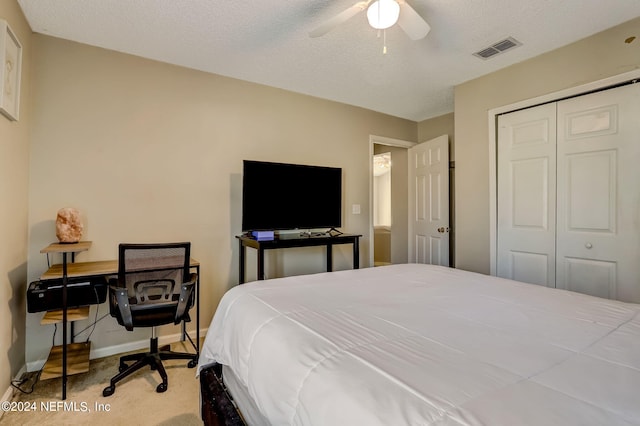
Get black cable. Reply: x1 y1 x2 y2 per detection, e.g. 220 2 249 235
327 227 343 236
11 369 42 394
79 287 104 342
85 302 100 342
11 324 58 394
15 279 110 394
81 312 109 342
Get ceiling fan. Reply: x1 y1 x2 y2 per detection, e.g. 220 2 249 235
309 0 431 40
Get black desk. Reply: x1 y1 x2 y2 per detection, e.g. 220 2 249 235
237 233 361 283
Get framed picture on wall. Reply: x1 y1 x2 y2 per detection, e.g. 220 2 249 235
0 19 22 121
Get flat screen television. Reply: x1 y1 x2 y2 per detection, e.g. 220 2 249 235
241 160 342 232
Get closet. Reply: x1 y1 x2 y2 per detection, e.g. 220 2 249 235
496 83 640 303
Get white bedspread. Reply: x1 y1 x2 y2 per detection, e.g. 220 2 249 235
198 264 640 425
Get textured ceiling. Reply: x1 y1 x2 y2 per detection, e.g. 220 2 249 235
17 0 640 121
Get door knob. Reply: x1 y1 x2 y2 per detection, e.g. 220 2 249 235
585 242 593 249
437 227 450 233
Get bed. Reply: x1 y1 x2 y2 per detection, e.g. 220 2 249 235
197 264 640 425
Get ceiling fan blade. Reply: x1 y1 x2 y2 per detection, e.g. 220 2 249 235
309 1 369 38
398 1 431 40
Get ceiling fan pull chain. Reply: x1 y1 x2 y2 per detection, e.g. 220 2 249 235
383 29 388 54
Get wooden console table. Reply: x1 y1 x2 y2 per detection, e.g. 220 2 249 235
237 233 361 283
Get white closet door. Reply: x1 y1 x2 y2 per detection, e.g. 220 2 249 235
497 103 557 286
556 84 640 302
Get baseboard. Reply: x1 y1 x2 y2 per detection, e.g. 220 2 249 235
25 327 209 373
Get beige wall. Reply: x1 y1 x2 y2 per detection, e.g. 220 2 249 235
24 35 416 366
11 3 638 382
454 17 640 274
0 1 31 397
418 112 454 157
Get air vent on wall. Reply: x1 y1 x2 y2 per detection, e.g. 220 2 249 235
473 37 522 60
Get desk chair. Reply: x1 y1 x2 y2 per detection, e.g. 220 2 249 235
103 242 197 397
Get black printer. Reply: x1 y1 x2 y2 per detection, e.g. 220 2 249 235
27 276 108 313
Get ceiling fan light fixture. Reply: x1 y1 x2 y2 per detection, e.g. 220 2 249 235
367 0 400 30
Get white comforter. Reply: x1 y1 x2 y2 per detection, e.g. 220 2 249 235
198 264 640 425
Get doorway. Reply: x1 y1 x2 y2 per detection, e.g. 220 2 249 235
373 152 392 266
369 134 453 267
369 135 414 267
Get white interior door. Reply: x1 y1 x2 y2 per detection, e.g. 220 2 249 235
556 84 640 302
497 103 557 286
408 134 449 265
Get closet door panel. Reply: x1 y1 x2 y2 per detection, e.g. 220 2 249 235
497 103 557 286
565 257 617 299
566 150 616 233
556 84 640 302
511 158 549 228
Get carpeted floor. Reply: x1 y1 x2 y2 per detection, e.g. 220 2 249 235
2 341 201 425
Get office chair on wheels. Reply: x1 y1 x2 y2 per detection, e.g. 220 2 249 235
103 242 197 397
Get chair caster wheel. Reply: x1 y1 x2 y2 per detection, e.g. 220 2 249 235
156 383 167 393
188 359 197 368
103 386 115 397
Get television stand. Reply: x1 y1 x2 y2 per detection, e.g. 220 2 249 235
236 233 361 284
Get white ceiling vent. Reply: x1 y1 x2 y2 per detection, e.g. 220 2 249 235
473 37 522 60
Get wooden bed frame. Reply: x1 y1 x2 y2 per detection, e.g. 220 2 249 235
199 362 247 426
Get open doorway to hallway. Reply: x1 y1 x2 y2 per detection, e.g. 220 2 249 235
370 134 455 268
371 142 409 266
373 152 392 266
